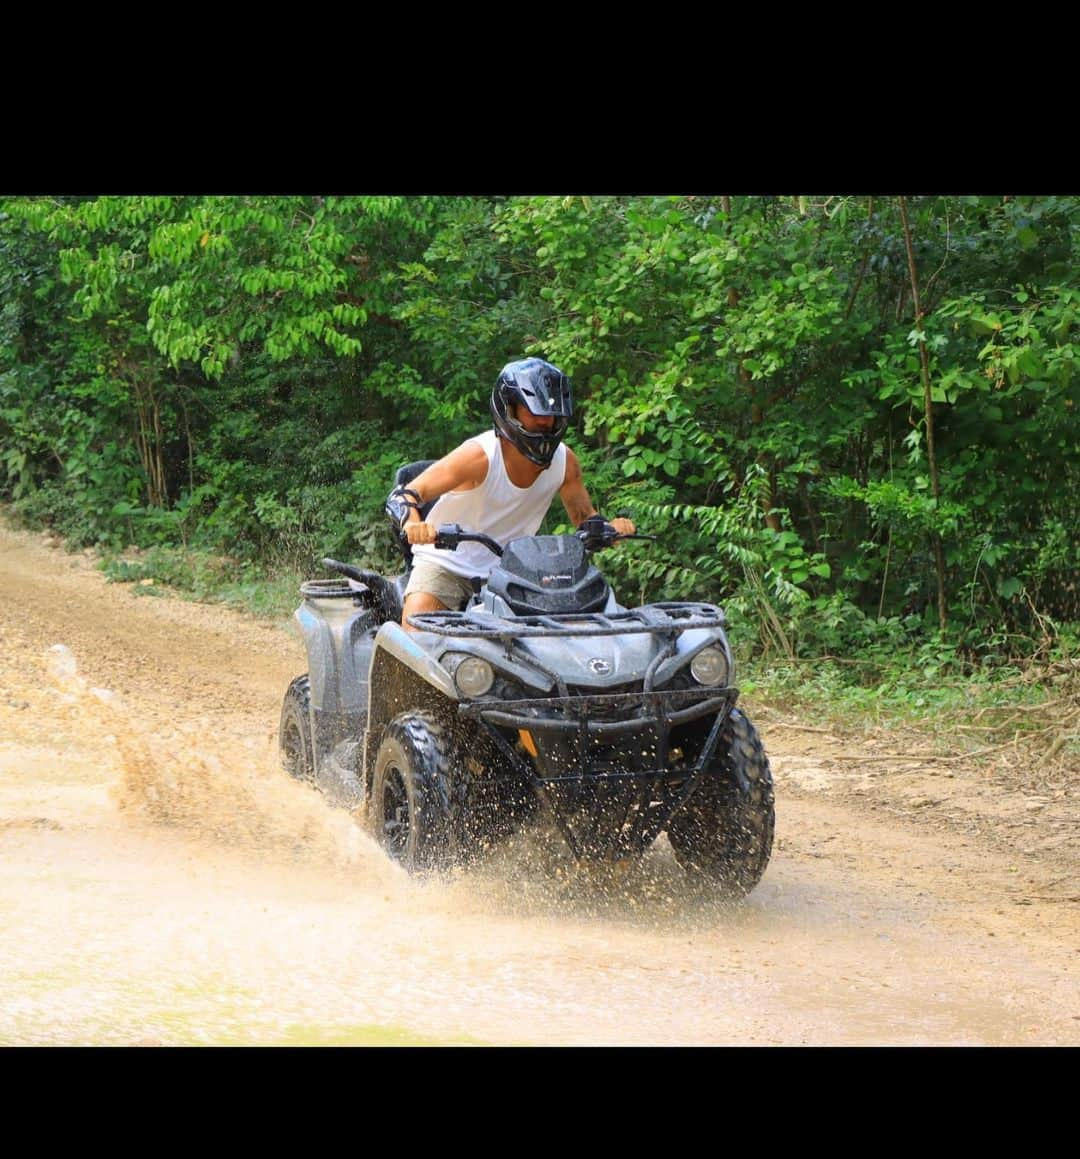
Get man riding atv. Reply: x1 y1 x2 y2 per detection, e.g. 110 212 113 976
387 357 635 630
280 356 775 900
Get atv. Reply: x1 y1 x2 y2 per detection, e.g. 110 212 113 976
279 462 775 899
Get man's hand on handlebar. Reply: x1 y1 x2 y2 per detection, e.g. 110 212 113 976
404 521 439 545
575 514 650 551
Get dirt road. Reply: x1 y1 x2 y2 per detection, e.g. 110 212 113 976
0 520 1076 1046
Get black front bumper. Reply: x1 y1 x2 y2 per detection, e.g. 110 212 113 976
458 686 738 860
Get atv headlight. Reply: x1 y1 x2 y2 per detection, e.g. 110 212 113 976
454 656 495 698
690 645 728 687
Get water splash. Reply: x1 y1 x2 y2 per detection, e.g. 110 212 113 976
39 645 735 925
42 644 400 884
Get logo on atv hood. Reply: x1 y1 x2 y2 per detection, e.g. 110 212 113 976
587 657 613 675
540 573 573 585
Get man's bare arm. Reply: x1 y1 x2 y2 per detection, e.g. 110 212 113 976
559 449 635 535
401 442 489 545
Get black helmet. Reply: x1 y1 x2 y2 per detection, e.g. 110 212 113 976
491 357 574 468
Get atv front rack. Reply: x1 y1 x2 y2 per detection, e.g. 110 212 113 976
407 601 726 638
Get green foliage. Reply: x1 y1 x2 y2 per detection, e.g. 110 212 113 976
2 193 1077 667
741 633 1067 729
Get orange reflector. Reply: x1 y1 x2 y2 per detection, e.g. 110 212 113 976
518 729 538 757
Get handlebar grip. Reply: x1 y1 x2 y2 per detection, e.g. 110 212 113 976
433 523 462 551
433 524 503 557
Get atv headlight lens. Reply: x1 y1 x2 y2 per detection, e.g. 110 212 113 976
690 646 728 687
454 656 495 698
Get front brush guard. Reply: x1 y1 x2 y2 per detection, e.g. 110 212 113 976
459 686 738 861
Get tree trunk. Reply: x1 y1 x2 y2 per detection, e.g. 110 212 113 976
132 376 168 508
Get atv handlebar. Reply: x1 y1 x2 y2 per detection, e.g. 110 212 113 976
324 519 653 580
574 514 656 553
433 519 655 557
433 524 504 557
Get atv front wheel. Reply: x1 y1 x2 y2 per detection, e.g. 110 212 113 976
666 707 775 900
279 674 315 784
372 712 455 873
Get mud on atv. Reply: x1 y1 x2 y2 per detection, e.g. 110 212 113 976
280 462 775 899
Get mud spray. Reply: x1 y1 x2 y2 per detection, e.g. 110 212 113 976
40 642 733 925
0 642 788 1046
5 644 1070 1047
44 643 400 881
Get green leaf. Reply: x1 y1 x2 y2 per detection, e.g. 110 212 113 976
1017 226 1038 249
969 314 1001 335
1016 348 1044 378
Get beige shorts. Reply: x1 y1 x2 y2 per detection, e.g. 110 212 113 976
403 561 477 611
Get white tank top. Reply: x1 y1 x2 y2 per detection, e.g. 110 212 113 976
412 430 568 580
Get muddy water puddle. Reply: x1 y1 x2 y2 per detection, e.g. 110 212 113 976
0 645 1075 1046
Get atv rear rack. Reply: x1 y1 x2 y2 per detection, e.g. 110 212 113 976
407 601 726 638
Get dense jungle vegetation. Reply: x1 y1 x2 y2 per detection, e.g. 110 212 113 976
1 195 1076 713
